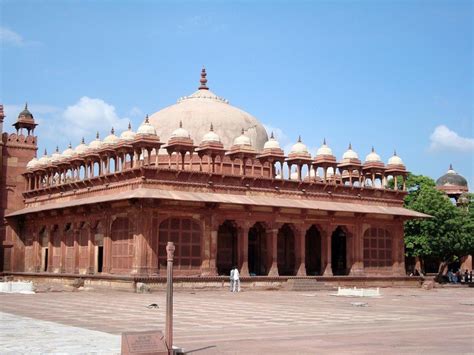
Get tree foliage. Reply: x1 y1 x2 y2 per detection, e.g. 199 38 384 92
402 174 474 264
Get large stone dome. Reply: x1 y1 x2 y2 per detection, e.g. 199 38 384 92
436 164 468 188
149 69 268 151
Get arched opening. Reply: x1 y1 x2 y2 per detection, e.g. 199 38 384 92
331 226 348 275
248 222 268 276
363 228 392 268
305 225 322 275
158 218 201 273
110 217 133 273
277 224 296 276
216 220 238 276
93 221 105 273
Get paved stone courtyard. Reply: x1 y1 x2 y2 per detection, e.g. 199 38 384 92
1 286 473 354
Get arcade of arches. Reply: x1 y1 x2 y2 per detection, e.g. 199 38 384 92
16 203 406 277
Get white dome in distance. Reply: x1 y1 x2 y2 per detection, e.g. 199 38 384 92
388 150 404 165
75 137 89 154
263 132 281 150
201 123 221 143
61 143 76 159
233 128 252 146
290 136 309 154
342 143 359 160
26 157 38 169
121 122 136 141
365 147 382 163
103 128 120 145
171 121 190 138
38 149 51 166
137 115 157 136
89 132 103 150
316 138 333 156
50 146 62 162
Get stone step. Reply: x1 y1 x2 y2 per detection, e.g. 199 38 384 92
286 279 335 292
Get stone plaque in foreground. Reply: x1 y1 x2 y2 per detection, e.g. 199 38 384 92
121 330 168 354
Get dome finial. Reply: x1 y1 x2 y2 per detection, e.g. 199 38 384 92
55 146 59 153
371 146 375 152
81 137 85 144
348 142 352 150
68 142 72 149
449 163 453 170
25 102 28 110
44 148 47 155
145 114 149 123
111 127 115 135
298 135 301 142
241 128 245 135
323 137 326 145
270 131 274 139
128 122 131 130
96 131 100 139
179 120 183 128
210 122 214 131
199 67 209 90
393 149 397 156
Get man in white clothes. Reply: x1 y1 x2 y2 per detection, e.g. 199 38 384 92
229 267 235 292
232 266 240 292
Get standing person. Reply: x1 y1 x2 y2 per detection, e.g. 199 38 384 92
232 266 241 293
229 267 235 292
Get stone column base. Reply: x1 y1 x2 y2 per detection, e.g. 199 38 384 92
268 262 279 276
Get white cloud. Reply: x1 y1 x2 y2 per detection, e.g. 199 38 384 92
128 106 143 117
429 125 474 152
0 27 24 46
63 97 129 140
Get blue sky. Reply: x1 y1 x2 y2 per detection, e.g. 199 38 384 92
1 0 472 188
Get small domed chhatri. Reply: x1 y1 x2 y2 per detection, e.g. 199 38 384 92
387 150 404 167
314 139 337 183
171 121 190 139
338 143 362 186
121 123 136 141
37 149 50 166
263 132 281 150
26 157 38 170
103 128 120 145
257 132 285 178
342 143 359 161
201 123 221 143
362 147 386 188
233 128 253 147
364 147 382 163
137 115 157 136
88 132 103 150
50 146 62 163
286 136 312 181
75 138 89 155
61 143 76 160
436 164 469 201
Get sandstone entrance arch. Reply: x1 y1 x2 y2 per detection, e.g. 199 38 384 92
248 222 268 276
277 224 296 276
305 225 322 275
331 226 348 275
216 220 238 276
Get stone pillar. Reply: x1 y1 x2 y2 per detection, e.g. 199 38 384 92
267 227 279 276
73 227 80 274
47 228 53 273
102 218 112 273
296 225 306 276
33 230 41 272
200 214 218 276
132 208 150 275
60 227 66 273
238 223 250 276
87 227 95 274
392 222 406 276
322 224 333 276
349 222 364 276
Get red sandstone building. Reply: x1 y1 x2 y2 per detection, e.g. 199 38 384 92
0 70 428 282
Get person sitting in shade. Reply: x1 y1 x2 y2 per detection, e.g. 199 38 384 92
229 268 235 292
232 266 241 293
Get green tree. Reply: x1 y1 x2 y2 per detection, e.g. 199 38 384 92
401 174 474 275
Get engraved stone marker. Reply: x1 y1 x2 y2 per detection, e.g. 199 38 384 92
121 330 168 355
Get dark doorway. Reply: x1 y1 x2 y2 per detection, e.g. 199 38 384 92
331 227 347 275
248 223 267 276
216 221 238 275
277 224 296 276
305 225 322 275
97 246 104 273
43 248 48 272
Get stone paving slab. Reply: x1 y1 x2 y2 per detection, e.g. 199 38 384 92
0 287 473 354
